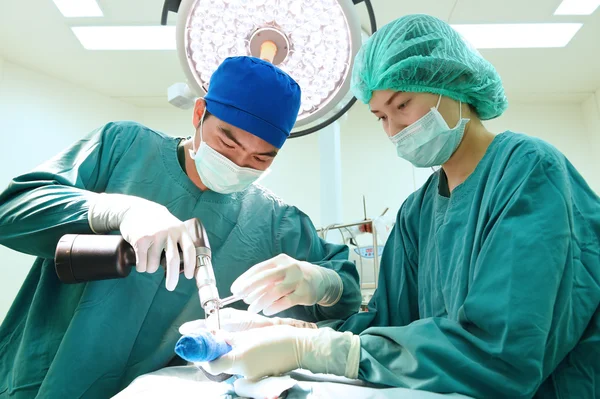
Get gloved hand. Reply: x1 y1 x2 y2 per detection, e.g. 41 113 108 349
88 193 196 291
230 254 344 315
202 325 361 380
179 308 317 335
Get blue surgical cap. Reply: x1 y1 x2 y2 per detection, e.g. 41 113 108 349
205 56 301 149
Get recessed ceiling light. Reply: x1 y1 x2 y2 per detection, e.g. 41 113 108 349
71 26 176 50
554 0 600 16
53 0 103 17
450 23 583 49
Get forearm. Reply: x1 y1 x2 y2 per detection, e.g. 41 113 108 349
357 318 545 398
0 123 140 259
0 184 97 258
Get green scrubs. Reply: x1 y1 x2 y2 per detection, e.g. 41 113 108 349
327 132 599 398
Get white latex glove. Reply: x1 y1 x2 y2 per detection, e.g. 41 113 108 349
88 193 196 291
179 308 317 335
230 254 343 315
203 325 360 381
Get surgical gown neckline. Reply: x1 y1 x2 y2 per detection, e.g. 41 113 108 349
160 135 205 199
439 132 508 201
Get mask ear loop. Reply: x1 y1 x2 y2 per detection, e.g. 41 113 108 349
436 94 464 119
200 108 206 142
430 94 446 174
193 107 207 154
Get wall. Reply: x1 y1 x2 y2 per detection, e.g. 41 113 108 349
336 99 600 227
97 95 600 231
489 102 598 192
137 107 323 226
0 58 141 323
335 99 600 289
1 57 598 322
0 60 323 322
337 102 416 225
582 90 600 191
138 107 194 138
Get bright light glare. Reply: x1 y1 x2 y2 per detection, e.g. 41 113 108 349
72 26 176 50
554 0 600 15
53 0 103 17
451 23 583 49
185 0 352 118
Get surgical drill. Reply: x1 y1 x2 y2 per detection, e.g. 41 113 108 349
54 218 238 328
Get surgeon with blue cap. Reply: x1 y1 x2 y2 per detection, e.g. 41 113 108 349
0 56 361 398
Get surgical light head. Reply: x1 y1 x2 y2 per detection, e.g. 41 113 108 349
175 0 363 130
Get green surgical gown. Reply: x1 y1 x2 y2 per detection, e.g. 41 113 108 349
0 121 361 398
326 132 600 398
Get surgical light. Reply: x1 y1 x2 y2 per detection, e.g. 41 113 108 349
172 0 376 136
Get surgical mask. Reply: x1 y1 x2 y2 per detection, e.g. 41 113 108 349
390 95 469 168
190 111 269 194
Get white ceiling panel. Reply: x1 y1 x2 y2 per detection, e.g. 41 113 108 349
0 0 598 109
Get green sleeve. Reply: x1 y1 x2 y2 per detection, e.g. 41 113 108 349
355 155 586 397
0 122 138 259
275 206 362 322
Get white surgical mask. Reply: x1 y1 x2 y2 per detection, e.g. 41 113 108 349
190 111 269 194
390 95 469 168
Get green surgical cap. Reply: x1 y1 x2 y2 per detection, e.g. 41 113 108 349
351 14 508 120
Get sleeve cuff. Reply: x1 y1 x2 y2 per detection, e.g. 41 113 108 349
344 334 361 380
317 267 344 307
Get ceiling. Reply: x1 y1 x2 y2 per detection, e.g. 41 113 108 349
1 0 599 108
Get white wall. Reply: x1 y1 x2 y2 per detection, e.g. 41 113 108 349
0 58 141 323
1 57 599 322
0 59 324 322
582 90 600 191
336 98 600 226
136 107 323 227
259 134 322 225
138 107 194 138
489 102 598 192
333 100 600 289
338 103 415 223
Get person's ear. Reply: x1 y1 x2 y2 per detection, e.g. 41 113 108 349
465 104 478 120
193 98 207 128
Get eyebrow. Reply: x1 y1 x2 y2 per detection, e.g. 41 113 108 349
370 92 402 114
257 150 278 157
219 126 245 149
219 125 278 158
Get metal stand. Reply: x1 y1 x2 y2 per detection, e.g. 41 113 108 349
317 220 379 290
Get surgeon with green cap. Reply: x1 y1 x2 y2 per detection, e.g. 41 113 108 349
198 15 600 398
0 56 361 398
